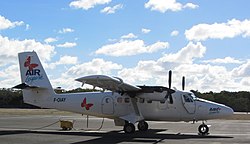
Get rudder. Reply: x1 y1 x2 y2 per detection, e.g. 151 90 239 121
15 51 55 108
19 51 52 89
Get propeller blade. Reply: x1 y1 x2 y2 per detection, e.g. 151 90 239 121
182 76 185 91
168 70 172 89
169 95 173 104
165 70 174 104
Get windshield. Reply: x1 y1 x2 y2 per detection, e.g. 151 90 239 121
189 92 197 101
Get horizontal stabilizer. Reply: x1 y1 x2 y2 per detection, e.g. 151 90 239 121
13 83 41 89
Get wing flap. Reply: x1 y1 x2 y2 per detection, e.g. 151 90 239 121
75 75 141 92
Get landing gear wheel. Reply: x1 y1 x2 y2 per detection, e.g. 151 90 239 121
137 121 148 131
123 123 135 134
198 124 209 135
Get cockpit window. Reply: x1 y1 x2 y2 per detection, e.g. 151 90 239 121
183 94 194 102
190 93 197 100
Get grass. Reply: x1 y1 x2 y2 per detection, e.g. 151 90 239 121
0 108 75 115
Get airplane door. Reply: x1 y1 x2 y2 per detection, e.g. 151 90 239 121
182 94 196 114
102 96 114 115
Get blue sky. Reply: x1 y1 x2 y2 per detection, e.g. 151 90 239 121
0 0 250 92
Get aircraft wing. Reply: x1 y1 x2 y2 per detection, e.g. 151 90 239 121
75 75 141 92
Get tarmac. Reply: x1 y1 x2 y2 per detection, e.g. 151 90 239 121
0 111 249 144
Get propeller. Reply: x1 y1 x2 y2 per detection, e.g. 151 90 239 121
165 70 174 104
168 70 172 89
182 76 185 91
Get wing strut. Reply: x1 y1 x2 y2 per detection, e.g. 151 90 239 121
131 97 140 116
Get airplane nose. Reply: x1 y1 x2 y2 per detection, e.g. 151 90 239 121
222 106 234 117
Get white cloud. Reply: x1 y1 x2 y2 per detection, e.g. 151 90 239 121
118 60 163 83
121 33 137 39
25 24 30 30
159 42 206 64
65 58 122 76
232 61 250 77
173 64 237 92
0 35 55 88
141 28 151 34
108 38 117 42
0 35 55 67
117 42 206 83
202 57 244 64
70 0 111 10
0 64 20 88
0 64 19 79
117 42 248 92
50 58 122 89
44 37 57 44
183 3 199 9
144 0 198 13
185 19 250 41
58 28 74 34
101 4 123 14
57 55 78 65
49 55 78 69
51 77 79 90
240 77 250 86
0 15 24 30
57 42 77 48
170 30 179 36
95 39 169 56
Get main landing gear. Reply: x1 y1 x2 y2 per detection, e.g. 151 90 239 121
123 121 149 133
123 120 210 135
198 122 209 135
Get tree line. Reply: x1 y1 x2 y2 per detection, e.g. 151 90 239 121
0 88 249 112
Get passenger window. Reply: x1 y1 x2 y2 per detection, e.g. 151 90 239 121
139 98 145 103
134 98 138 103
117 97 122 103
125 98 130 103
106 98 110 103
160 101 165 104
147 100 152 103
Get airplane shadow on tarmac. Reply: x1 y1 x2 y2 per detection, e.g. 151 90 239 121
0 129 233 144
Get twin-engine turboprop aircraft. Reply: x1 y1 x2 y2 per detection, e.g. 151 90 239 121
14 51 234 135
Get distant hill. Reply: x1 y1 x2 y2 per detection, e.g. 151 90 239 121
0 88 249 112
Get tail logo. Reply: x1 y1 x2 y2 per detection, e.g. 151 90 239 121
81 98 94 110
24 56 43 83
24 56 38 71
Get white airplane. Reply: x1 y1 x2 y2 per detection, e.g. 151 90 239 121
13 51 234 135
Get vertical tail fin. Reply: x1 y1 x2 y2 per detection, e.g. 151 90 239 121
16 51 55 108
19 51 52 89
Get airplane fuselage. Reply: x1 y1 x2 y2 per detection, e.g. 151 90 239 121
30 90 233 123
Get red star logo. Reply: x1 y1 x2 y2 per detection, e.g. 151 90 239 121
24 56 38 71
81 98 93 110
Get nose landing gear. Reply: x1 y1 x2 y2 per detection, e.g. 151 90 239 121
198 122 209 135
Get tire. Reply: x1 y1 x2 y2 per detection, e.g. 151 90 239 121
198 124 209 135
123 123 135 134
137 121 149 131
